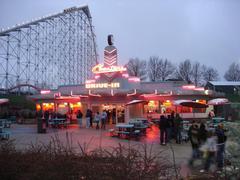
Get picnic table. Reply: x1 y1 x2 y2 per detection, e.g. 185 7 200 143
207 117 225 128
114 123 140 138
0 119 10 140
0 119 11 128
212 117 225 123
49 118 69 128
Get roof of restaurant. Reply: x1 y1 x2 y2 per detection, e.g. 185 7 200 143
208 81 240 86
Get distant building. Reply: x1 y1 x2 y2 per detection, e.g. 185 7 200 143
205 81 240 95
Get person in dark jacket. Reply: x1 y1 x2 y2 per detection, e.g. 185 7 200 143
89 109 93 128
85 109 91 128
199 122 207 145
166 115 173 142
76 110 83 128
188 121 200 166
215 123 227 170
174 113 183 144
159 115 168 145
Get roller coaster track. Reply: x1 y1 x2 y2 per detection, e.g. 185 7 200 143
0 5 98 91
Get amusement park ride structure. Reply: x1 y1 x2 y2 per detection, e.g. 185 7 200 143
0 6 97 93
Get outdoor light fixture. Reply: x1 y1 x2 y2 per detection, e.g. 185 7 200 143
127 89 137 96
122 73 129 78
182 85 195 89
194 87 205 91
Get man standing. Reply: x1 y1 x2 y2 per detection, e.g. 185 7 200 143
94 112 101 129
174 113 183 144
85 109 91 128
215 123 227 171
101 110 107 130
76 110 83 128
89 109 93 128
159 115 168 145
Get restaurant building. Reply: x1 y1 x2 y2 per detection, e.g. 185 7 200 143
30 35 222 123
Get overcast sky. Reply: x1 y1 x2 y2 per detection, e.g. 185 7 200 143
1 0 240 79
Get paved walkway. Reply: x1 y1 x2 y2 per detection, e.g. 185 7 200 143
9 124 191 165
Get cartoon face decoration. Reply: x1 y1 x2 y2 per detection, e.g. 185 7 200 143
107 34 114 46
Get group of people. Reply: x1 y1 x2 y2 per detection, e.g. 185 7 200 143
158 112 183 145
76 109 108 130
188 121 227 172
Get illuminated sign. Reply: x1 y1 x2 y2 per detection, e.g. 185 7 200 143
128 77 140 82
40 90 51 94
85 82 120 89
92 64 126 74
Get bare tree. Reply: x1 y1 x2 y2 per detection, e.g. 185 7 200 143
148 56 175 81
202 65 219 84
126 58 147 81
176 59 192 83
148 56 160 82
224 62 240 81
191 62 202 86
159 59 176 81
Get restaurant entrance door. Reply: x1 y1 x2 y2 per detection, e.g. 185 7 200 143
91 104 125 124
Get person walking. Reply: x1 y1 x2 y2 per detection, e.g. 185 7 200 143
188 121 200 166
94 112 101 129
85 109 91 128
174 113 183 144
200 130 217 173
159 115 168 145
215 123 227 171
76 110 83 128
101 110 107 130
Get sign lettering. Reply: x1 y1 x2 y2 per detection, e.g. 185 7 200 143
85 82 120 89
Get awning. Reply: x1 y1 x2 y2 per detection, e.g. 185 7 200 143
0 98 9 105
125 100 147 106
173 100 192 106
174 100 208 108
207 98 229 105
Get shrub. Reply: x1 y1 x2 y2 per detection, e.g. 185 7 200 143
0 134 176 180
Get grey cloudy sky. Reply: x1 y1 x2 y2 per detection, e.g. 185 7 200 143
1 0 240 79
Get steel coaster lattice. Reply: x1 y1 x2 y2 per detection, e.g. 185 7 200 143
0 6 97 91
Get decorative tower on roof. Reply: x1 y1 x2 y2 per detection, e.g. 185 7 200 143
104 34 118 67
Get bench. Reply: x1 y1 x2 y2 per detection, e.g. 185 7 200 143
0 127 10 140
0 131 10 140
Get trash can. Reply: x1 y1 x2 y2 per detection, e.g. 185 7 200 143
37 118 46 133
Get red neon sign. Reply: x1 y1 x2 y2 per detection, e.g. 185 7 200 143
182 85 195 89
40 90 51 94
128 77 140 82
